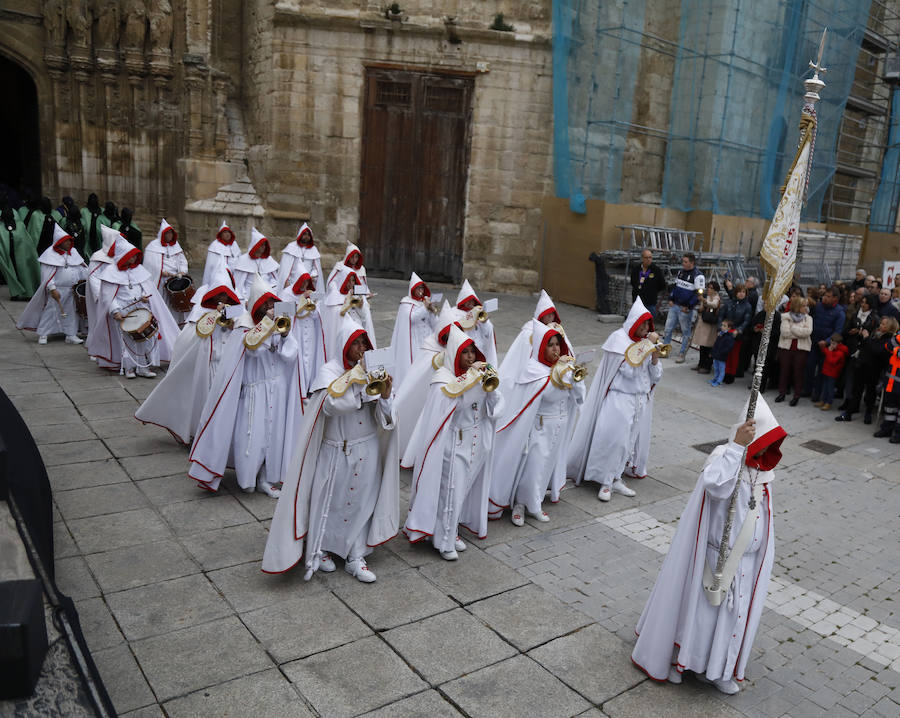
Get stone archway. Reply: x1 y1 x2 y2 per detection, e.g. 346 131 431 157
0 55 41 201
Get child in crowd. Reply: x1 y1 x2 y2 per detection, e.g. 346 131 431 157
815 333 849 411
709 319 735 387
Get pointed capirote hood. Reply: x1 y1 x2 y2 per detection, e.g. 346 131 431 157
100 224 120 256
216 221 235 244
99 235 151 283
52 223 74 252
408 271 430 298
534 290 560 323
155 218 178 246
112 235 142 270
337 314 372 370
339 271 360 295
731 396 787 471
288 258 314 296
342 243 363 267
456 279 480 309
248 272 279 322
247 227 270 258
296 222 314 246
530 319 569 366
623 297 653 341
444 324 485 377
38 223 84 266
200 267 241 308
436 301 464 346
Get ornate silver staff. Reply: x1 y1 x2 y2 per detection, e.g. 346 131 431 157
706 30 827 604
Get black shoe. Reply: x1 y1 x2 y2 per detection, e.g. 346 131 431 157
874 427 893 438
864 412 873 425
723 376 735 385
789 397 799 406
775 394 785 403
834 413 852 422
891 434 900 444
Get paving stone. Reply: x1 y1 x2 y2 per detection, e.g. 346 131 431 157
479 515 543 546
106 432 185 458
442 654 590 718
208 560 319 614
107 574 232 641
76 400 138 421
233 489 278 520
132 616 273 702
418 546 530 605
68 508 173 554
159 495 256 536
360 690 464 717
121 706 166 718
383 607 516 684
138 474 214 506
85 539 199 593
92 643 157 715
66 386 137 406
242 590 373 663
89 417 151 438
469 583 592 651
10 391 74 410
603 680 743 717
31 421 97 444
54 520 79 558
332 567 457 630
121 451 190 480
74 597 125 652
18 404 83 426
282 635 427 718
163 668 314 718
46 458 131 491
183 521 271 571
55 555 101 600
54 482 149 521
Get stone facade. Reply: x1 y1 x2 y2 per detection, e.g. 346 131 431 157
0 0 553 292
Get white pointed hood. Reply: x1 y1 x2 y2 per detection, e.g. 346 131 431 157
534 290 559 323
519 319 570 383
408 272 430 298
728 396 787 472
247 227 270 257
99 236 150 284
89 224 121 264
337 314 373 370
38 223 85 267
435 301 464 346
456 279 480 309
296 222 314 246
602 297 654 355
441 324 485 379
197 266 241 308
246 272 280 322
287 258 314 296
155 218 178 246
342 243 363 267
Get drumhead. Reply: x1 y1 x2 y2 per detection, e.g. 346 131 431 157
121 308 153 331
166 276 191 292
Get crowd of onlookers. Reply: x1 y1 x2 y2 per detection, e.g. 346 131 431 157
632 252 900 443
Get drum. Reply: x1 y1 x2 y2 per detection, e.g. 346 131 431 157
73 280 88 319
164 275 195 312
120 309 158 342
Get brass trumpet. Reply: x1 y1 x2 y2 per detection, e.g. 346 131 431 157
216 311 234 329
656 342 672 358
340 295 364 316
550 357 587 389
424 299 440 314
296 297 317 319
476 308 489 323
274 315 292 334
571 364 588 382
365 367 388 396
481 365 499 392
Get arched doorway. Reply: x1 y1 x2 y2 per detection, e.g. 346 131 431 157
0 55 41 203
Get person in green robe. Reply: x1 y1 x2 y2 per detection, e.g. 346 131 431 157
35 198 57 254
80 193 110 255
60 197 87 260
0 202 41 298
114 207 142 252
103 201 119 230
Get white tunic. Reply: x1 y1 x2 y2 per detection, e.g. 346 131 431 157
37 263 85 337
389 298 436 387
110 286 160 372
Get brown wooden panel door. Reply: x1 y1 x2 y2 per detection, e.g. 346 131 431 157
360 68 473 282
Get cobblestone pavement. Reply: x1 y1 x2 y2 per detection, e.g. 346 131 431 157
1 277 899 717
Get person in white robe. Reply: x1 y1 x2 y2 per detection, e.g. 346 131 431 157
188 274 302 497
489 321 585 525
389 272 438 388
90 238 178 375
632 397 785 695
85 225 121 358
325 243 369 293
143 218 190 325
284 262 327 398
233 227 279 300
320 270 376 361
134 269 243 444
455 279 498 366
201 221 241 288
277 222 323 290
262 315 399 583
403 326 504 560
16 224 87 345
499 290 574 384
566 298 661 501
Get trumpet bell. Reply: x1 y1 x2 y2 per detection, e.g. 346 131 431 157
481 367 499 392
572 365 588 382
477 309 488 323
216 312 234 328
274 315 292 334
657 343 671 359
365 379 387 396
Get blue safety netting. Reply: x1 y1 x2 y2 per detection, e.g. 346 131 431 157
870 86 900 232
552 0 872 220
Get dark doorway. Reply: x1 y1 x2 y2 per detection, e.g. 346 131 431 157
359 68 473 283
0 56 41 204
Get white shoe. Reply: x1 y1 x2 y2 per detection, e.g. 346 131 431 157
622 464 646 479
89 356 97 362
37 336 48 345
124 370 136 379
667 666 682 684
136 367 157 378
454 537 467 552
598 486 611 502
529 509 550 523
612 479 636 497
675 354 686 364
257 482 280 498
318 553 336 573
345 557 376 583
697 674 739 694
65 335 84 345
440 549 459 561
511 504 525 527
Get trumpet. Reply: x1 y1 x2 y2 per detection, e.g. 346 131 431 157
480 365 499 392
550 357 588 389
458 306 489 330
365 366 389 396
340 295 364 316
274 314 292 334
296 297 317 318
424 299 440 314
216 310 234 329
624 338 671 366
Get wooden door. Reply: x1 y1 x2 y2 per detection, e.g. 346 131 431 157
359 68 474 282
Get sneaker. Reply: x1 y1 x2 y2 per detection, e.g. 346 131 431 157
612 479 636 497
712 678 740 695
511 504 525 527
667 666 683 684
318 553 336 572
820 404 831 411
675 354 686 364
454 537 467 552
834 413 852 422
89 356 97 362
37 336 48 345
529 509 550 523
124 370 136 379
598 486 611 502
623 464 646 479
257 481 281 498
65 335 84 345
440 549 459 561
136 367 157 378
345 557 376 582
708 380 720 387
813 401 824 408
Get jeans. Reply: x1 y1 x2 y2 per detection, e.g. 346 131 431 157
663 306 693 356
712 359 726 384
820 376 836 405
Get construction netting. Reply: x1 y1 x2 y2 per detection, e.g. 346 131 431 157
552 0 872 221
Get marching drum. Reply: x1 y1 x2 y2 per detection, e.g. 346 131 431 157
73 280 88 319
120 309 158 342
164 275 195 312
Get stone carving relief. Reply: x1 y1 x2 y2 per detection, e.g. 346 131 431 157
65 0 92 50
42 0 67 47
94 0 121 50
149 0 174 55
122 0 149 51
